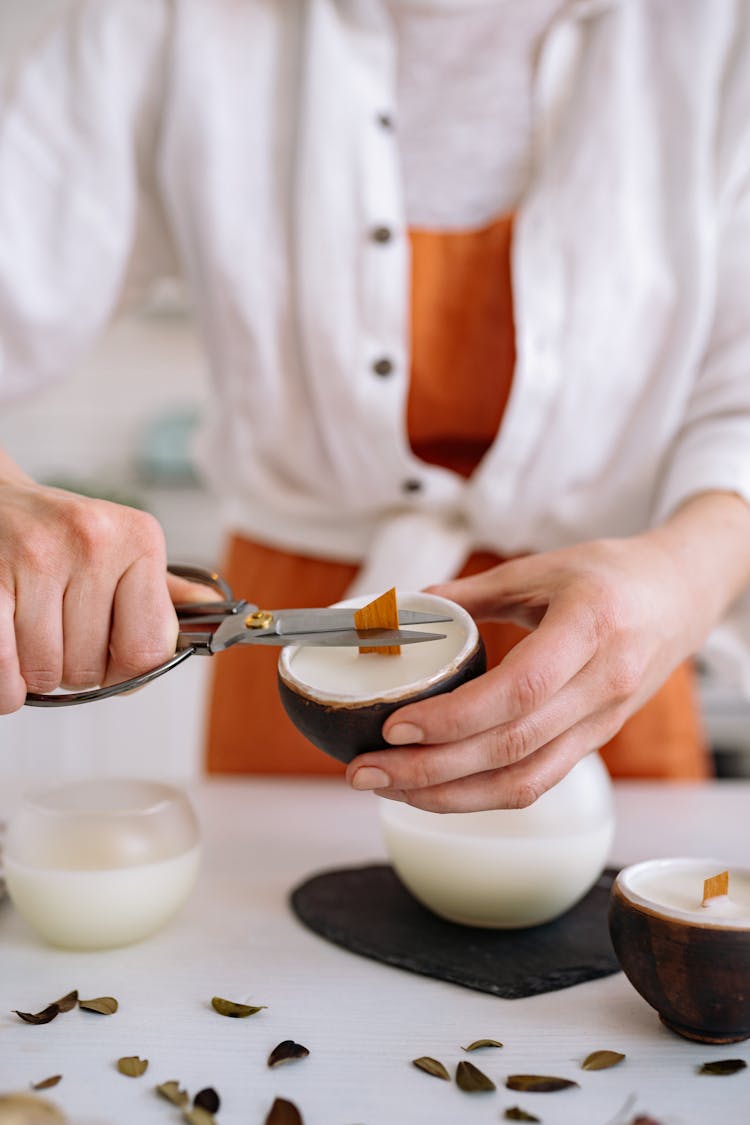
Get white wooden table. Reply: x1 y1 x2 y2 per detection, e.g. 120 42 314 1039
0 778 748 1125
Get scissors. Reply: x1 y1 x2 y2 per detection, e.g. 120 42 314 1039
24 564 451 708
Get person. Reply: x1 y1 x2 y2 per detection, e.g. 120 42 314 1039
1 0 750 812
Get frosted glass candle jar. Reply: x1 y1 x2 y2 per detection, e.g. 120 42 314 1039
4 778 201 950
609 858 750 1043
278 593 485 765
380 752 615 928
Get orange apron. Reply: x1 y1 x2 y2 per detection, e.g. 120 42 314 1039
206 217 710 780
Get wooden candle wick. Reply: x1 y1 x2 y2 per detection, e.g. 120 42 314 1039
702 869 729 905
354 587 401 655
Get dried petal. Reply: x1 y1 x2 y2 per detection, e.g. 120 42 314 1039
504 1109 540 1123
264 1096 304 1125
268 1040 310 1068
506 1075 578 1093
156 1081 189 1107
53 991 79 1013
462 1039 503 1052
698 1059 747 1076
183 1109 216 1125
32 1076 63 1091
194 1088 220 1113
117 1056 149 1077
211 996 267 1018
78 996 118 1015
629 1117 665 1125
582 1050 625 1071
14 1004 61 1025
412 1057 450 1081
456 1060 496 1092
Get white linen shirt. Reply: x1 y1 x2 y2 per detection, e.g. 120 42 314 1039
2 0 750 690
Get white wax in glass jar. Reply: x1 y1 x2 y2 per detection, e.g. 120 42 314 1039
3 778 201 949
620 859 750 927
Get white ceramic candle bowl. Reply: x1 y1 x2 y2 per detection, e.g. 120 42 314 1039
4 778 201 950
379 752 615 928
278 592 486 765
609 858 750 1043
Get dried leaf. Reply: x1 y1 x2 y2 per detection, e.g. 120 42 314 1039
156 1081 189 1107
264 1096 304 1125
506 1075 578 1093
504 1109 540 1123
582 1050 625 1071
354 587 401 655
698 1059 747 1076
14 1003 61 1025
78 996 118 1015
183 1109 216 1125
462 1039 503 1052
13 989 78 1024
456 1060 496 1092
629 1117 665 1125
117 1056 149 1077
211 995 267 1018
268 1040 310 1068
194 1088 220 1113
32 1076 63 1091
412 1057 450 1080
54 990 79 1013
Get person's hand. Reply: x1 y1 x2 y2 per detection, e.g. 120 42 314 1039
0 465 209 713
345 493 750 811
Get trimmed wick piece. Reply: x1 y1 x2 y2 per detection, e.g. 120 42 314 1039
702 869 729 905
354 588 401 655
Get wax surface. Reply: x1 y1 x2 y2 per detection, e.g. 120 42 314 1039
624 861 750 926
287 594 472 700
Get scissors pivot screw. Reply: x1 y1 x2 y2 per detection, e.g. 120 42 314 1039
245 610 274 630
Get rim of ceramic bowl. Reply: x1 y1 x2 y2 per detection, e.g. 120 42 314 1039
615 857 750 930
16 778 188 819
278 592 478 704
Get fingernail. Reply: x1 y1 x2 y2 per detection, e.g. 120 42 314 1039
350 766 391 790
386 722 423 745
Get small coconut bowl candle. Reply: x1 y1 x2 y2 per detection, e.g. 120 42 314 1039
277 592 485 765
380 752 615 928
608 858 750 1043
4 778 201 950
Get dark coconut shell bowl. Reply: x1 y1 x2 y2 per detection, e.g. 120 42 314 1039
608 858 750 1044
277 592 485 765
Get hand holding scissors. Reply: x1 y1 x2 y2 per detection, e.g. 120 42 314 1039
25 565 449 707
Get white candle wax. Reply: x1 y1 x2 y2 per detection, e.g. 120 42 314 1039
4 848 200 949
286 594 474 701
621 859 750 927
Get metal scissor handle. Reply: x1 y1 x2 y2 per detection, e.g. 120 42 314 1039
24 565 233 708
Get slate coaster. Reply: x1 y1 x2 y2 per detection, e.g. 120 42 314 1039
290 863 620 999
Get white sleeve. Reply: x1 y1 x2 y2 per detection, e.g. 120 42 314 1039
653 6 750 693
0 0 174 402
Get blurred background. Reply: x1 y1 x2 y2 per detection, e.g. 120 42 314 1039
0 0 748 780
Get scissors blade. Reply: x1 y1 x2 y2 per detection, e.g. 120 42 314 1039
264 607 452 635
244 628 446 648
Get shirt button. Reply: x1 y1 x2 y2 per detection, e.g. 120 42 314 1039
401 478 423 495
371 225 394 244
377 112 394 130
372 357 394 377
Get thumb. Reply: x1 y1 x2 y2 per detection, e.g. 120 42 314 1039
166 570 226 605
